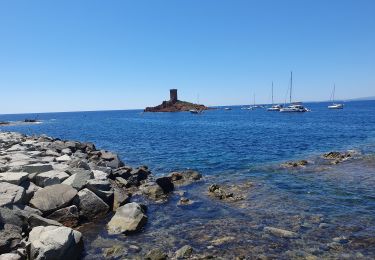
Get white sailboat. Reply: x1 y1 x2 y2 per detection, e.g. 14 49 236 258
328 84 344 109
267 82 283 111
280 71 310 113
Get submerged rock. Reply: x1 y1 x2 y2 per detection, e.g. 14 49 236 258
208 184 244 201
322 150 359 164
264 226 299 238
107 202 147 235
280 160 309 168
28 225 83 260
145 248 167 260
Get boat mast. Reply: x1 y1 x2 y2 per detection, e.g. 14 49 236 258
333 84 335 103
290 71 293 104
253 93 256 106
271 81 274 105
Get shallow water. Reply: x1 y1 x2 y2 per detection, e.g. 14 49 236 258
1 101 375 258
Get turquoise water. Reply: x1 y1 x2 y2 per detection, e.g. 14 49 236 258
1 101 375 258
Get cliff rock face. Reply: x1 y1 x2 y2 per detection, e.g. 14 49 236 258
144 100 209 112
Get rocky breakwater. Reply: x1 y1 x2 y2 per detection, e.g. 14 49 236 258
0 131 183 260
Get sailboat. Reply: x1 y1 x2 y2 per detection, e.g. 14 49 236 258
267 82 283 111
280 71 310 112
190 94 204 114
328 84 344 109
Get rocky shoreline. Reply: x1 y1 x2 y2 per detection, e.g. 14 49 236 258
0 131 207 259
1 131 372 259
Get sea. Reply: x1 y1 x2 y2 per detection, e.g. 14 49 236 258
1 100 375 259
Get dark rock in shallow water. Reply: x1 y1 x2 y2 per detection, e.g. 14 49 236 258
208 184 246 202
280 160 309 168
29 184 77 214
155 176 174 193
322 150 359 164
169 170 202 186
113 188 131 211
46 205 79 228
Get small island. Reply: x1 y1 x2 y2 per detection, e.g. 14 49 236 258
144 89 209 112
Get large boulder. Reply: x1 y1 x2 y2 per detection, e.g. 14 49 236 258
29 184 77 213
35 170 69 187
19 181 40 203
0 224 23 254
62 169 94 191
0 183 25 207
28 226 83 260
107 202 147 234
46 206 79 228
22 164 53 179
0 172 28 185
73 188 109 220
56 155 71 163
85 179 113 204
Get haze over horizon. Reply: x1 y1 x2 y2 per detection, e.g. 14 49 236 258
1 0 374 114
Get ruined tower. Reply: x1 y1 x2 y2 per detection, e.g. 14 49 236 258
170 89 178 103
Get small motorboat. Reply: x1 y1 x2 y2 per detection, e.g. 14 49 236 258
328 103 344 109
224 107 232 110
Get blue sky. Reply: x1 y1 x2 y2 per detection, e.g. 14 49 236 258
0 0 374 113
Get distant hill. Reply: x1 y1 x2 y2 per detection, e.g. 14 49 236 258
345 96 375 101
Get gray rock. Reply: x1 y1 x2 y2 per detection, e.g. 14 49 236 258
56 155 71 162
46 205 79 228
264 226 299 238
28 226 83 260
73 188 109 220
0 172 28 185
0 207 28 229
45 150 60 157
0 224 22 254
107 202 147 234
92 170 109 180
19 181 40 203
0 183 25 207
27 214 62 228
175 245 193 259
113 188 131 211
68 160 90 170
35 170 69 187
29 184 77 213
61 148 72 155
62 169 94 191
22 164 53 175
86 179 113 204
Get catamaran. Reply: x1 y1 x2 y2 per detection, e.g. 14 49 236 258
280 72 310 113
328 84 344 109
267 82 283 111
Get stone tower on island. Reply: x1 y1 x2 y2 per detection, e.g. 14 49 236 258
170 89 178 103
144 88 208 112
